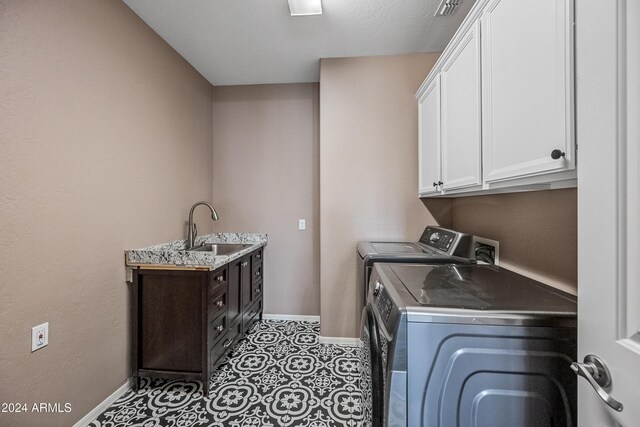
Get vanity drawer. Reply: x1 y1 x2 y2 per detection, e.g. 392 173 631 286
209 332 229 372
243 298 262 334
252 280 262 300
208 314 227 345
252 248 263 266
252 263 263 281
209 267 227 296
208 291 227 321
210 322 242 371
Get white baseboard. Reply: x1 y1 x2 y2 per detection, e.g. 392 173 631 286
319 336 360 346
73 380 130 427
262 314 320 322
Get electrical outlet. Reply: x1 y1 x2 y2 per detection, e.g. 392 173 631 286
31 322 49 352
298 219 306 230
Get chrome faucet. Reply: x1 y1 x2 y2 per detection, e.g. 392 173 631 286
188 201 219 249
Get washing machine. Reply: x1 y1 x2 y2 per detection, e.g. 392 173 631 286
357 226 474 311
360 263 577 427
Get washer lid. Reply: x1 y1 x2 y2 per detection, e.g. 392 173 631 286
369 242 438 254
388 264 576 314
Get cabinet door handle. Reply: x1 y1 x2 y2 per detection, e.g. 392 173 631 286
241 261 248 267
433 182 438 187
256 253 261 259
551 149 566 159
216 275 224 282
437 181 443 186
255 271 261 277
216 300 224 307
256 288 261 294
223 338 234 349
215 325 224 332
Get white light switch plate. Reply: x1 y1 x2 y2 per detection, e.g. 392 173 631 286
31 322 49 352
298 219 306 230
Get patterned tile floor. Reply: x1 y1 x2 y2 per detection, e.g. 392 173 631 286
91 320 363 427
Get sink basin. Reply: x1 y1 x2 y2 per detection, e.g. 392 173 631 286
187 243 252 255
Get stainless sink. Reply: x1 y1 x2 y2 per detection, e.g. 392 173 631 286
187 243 251 255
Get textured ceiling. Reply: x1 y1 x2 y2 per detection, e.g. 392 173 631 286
123 0 476 86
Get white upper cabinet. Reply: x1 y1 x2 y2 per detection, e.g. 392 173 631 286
481 0 575 183
418 76 441 196
440 22 482 190
416 0 576 198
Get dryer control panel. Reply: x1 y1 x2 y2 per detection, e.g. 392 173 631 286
376 286 394 324
419 226 472 258
368 270 401 336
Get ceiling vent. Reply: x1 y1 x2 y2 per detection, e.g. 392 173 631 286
434 0 461 16
288 0 322 16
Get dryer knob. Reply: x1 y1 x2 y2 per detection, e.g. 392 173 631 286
373 281 383 297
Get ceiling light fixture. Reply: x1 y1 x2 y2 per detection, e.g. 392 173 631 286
287 0 322 16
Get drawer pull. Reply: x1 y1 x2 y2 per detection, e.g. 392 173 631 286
215 325 224 332
223 338 234 349
216 275 224 282
216 300 224 307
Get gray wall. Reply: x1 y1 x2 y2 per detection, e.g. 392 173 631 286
0 1 214 425
452 189 578 295
212 83 320 316
319 54 443 338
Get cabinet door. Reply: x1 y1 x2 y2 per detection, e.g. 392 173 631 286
441 22 482 190
227 259 242 327
240 255 251 311
481 0 574 182
138 272 204 373
418 76 442 195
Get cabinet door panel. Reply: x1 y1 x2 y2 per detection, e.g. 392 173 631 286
418 76 441 195
139 274 202 372
241 255 251 311
227 261 241 327
441 22 482 190
482 0 574 182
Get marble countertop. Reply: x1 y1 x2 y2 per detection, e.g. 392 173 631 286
125 233 267 270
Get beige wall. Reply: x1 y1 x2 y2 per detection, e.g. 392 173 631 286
452 189 578 294
319 54 442 338
0 1 213 426
212 84 320 316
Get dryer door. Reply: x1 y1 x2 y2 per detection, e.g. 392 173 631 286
360 304 384 427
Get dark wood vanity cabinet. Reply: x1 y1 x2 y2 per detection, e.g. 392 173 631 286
130 247 264 394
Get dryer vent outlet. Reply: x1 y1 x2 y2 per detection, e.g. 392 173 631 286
473 237 499 266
